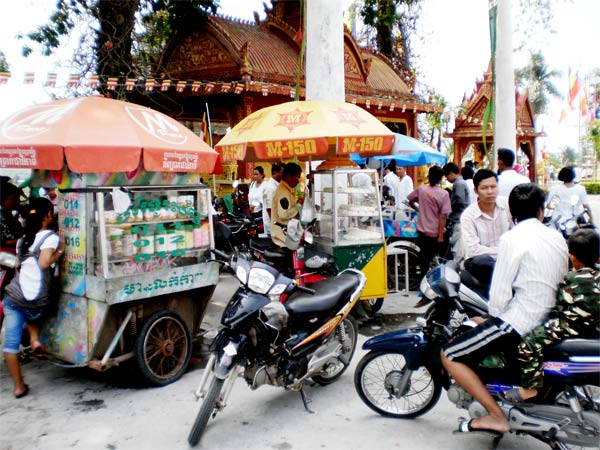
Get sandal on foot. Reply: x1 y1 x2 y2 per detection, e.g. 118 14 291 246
453 418 503 438
15 384 29 399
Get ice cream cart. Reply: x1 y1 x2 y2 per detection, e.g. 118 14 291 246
0 96 222 385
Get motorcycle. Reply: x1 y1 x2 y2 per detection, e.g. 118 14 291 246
187 249 366 447
249 218 337 287
544 194 595 240
214 211 263 258
354 259 600 449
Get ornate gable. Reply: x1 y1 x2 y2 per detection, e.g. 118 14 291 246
166 32 237 76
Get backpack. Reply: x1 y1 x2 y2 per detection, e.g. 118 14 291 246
4 231 59 309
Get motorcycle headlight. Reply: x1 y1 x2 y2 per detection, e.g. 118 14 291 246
420 276 438 300
248 267 276 294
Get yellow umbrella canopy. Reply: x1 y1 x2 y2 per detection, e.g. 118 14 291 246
216 100 394 162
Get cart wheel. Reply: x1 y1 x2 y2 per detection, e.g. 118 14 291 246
135 310 192 386
362 298 384 314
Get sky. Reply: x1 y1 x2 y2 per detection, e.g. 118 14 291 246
0 0 599 155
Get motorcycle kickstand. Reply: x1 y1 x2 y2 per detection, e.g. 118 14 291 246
299 387 315 414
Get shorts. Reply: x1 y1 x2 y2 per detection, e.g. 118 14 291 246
443 316 521 369
2 298 43 354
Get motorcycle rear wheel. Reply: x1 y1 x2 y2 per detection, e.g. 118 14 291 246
312 317 358 385
354 351 441 418
187 377 225 447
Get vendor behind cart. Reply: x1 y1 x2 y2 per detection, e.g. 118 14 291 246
271 162 303 248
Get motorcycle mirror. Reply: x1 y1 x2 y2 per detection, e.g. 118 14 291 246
304 230 314 244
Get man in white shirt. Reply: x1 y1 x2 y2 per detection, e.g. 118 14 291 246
262 162 284 236
441 183 568 435
395 166 413 204
383 162 402 204
497 148 530 198
459 169 512 286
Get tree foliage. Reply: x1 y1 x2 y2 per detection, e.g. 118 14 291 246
0 51 9 72
356 0 422 89
561 146 577 166
20 0 218 90
515 50 561 116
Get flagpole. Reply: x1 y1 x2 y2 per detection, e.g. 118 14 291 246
205 102 217 198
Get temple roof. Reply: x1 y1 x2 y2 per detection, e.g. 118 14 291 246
162 7 438 113
446 65 543 139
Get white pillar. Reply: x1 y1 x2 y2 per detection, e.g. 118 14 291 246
493 0 516 168
305 0 345 102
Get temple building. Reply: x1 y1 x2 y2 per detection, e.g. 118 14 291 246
446 65 543 181
131 0 440 186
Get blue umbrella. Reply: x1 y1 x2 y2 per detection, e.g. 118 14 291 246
351 133 447 166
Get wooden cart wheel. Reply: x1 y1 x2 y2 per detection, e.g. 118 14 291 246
135 310 192 386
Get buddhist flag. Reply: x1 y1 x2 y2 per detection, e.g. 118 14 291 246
200 112 210 145
568 69 581 110
580 86 588 119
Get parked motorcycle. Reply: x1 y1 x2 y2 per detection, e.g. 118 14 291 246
249 218 337 287
214 211 263 258
187 250 366 446
354 259 600 449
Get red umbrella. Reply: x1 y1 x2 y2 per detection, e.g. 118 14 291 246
0 96 221 173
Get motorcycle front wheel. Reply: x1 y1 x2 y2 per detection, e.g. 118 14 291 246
354 351 441 418
312 317 358 385
187 377 224 447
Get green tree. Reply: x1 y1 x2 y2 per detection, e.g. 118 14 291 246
561 146 577 166
357 0 422 87
515 50 561 116
21 0 218 91
0 51 9 72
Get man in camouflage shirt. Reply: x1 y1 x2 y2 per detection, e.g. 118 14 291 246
504 228 600 402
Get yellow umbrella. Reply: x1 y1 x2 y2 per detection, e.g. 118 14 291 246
216 100 394 162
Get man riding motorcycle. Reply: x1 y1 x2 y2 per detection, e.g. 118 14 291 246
441 183 568 435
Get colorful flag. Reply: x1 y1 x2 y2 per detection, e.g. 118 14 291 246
200 112 210 145
0 72 10 84
67 74 80 88
176 80 187 92
24 72 35 84
145 78 155 91
88 75 99 89
568 69 581 110
107 77 118 90
125 78 136 91
46 73 57 87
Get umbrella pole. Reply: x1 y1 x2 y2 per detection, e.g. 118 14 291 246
205 102 218 200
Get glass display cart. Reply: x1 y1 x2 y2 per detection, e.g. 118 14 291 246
311 167 387 303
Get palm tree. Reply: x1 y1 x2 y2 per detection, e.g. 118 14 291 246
515 50 561 116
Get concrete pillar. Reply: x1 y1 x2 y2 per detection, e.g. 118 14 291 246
493 0 516 169
305 0 345 102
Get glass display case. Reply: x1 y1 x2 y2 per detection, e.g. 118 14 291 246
310 167 387 301
88 185 213 278
312 168 384 247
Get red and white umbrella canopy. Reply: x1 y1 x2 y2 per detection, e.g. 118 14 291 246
0 96 221 173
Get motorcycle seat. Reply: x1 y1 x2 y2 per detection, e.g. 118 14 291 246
284 272 360 315
249 237 273 251
544 338 600 358
264 246 288 261
460 269 489 300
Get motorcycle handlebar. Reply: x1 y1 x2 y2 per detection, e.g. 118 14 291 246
211 248 230 261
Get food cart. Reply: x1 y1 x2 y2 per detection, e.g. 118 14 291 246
311 166 388 309
0 96 221 385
